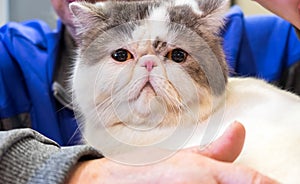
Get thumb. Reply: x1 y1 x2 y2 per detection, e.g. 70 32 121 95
185 121 245 162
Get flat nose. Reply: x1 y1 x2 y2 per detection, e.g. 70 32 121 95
139 55 158 72
143 60 156 72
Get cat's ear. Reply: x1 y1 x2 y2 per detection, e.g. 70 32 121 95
69 2 108 44
197 0 229 33
69 2 106 30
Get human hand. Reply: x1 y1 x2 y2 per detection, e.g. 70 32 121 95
66 122 278 184
254 0 300 29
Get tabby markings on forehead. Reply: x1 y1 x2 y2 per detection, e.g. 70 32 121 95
153 38 168 54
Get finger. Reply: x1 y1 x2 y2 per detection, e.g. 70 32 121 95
186 121 246 162
217 164 279 184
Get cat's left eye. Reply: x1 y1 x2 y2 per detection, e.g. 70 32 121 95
166 48 187 63
111 49 133 62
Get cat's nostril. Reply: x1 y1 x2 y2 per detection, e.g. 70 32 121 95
142 60 157 72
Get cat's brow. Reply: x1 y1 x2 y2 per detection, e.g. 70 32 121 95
153 39 168 53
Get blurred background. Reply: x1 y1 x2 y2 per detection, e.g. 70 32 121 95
0 0 57 27
0 0 272 28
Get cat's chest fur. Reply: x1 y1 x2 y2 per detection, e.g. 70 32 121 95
187 77 300 183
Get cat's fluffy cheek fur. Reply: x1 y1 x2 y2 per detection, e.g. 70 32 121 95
165 62 225 122
72 63 99 111
72 59 128 119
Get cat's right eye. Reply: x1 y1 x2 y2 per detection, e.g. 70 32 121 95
166 48 187 63
111 49 133 62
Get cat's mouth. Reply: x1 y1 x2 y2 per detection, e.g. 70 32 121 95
133 81 157 101
141 82 156 95
143 82 155 92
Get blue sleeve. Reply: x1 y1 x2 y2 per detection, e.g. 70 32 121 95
223 6 300 82
0 24 31 118
0 21 67 145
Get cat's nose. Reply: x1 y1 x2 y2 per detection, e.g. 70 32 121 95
140 56 158 72
143 60 157 72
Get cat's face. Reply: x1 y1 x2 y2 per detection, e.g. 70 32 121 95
71 0 228 147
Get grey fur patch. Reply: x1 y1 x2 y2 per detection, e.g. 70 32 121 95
103 1 160 29
80 22 137 65
169 5 201 33
165 1 228 96
72 1 162 65
153 38 168 54
197 0 226 16
166 22 227 96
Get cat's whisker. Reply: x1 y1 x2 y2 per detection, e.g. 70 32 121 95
55 100 75 113
67 126 83 145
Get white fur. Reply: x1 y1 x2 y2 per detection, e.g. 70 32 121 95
186 78 300 183
132 12 171 46
74 59 300 183
148 4 169 21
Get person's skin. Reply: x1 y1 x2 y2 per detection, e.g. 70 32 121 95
51 0 278 183
254 0 300 29
66 122 278 184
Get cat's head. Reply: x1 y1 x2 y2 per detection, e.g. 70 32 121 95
70 0 228 146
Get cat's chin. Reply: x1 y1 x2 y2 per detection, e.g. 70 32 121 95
130 83 157 115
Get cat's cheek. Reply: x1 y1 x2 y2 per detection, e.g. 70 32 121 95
72 64 100 109
164 64 199 103
95 61 130 89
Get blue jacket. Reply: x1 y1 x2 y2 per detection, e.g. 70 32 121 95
1 6 300 145
0 20 80 145
224 6 300 80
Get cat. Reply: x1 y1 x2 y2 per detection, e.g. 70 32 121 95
70 0 300 183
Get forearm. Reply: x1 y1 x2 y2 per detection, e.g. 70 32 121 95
0 128 102 184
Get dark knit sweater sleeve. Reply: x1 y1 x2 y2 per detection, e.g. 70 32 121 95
0 128 103 184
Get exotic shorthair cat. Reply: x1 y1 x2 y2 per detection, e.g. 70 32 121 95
69 0 300 183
